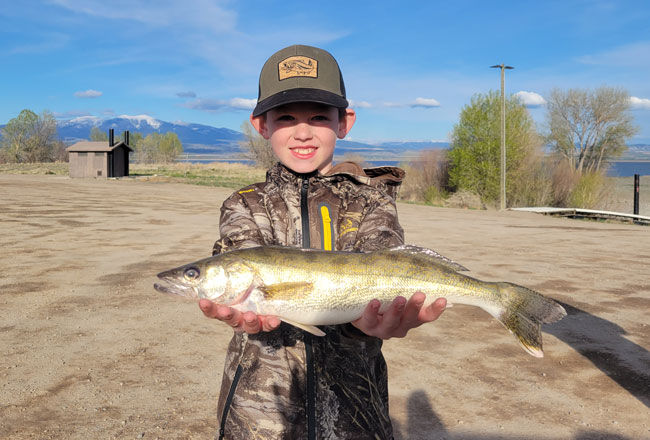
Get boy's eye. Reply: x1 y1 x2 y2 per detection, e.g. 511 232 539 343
311 115 330 121
276 115 295 121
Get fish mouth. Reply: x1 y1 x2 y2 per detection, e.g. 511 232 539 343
153 272 198 298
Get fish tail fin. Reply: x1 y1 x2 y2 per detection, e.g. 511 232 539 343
495 282 567 357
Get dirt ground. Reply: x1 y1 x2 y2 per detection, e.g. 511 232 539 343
1 174 649 440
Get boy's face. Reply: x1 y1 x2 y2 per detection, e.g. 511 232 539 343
251 102 356 174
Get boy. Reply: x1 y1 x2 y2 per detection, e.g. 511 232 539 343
199 44 447 439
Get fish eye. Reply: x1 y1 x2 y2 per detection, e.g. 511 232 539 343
183 267 200 281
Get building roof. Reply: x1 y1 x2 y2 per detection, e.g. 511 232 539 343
66 141 134 152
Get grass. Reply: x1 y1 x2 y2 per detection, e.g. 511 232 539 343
2 161 649 216
0 161 267 190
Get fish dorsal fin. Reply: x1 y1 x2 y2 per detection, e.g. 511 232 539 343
258 282 314 300
386 245 469 272
281 318 326 337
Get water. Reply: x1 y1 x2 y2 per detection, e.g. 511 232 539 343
179 157 650 177
608 161 650 177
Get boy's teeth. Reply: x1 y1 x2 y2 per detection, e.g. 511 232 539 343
294 148 315 154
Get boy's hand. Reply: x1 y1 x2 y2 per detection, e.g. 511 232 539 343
352 293 446 339
199 299 281 334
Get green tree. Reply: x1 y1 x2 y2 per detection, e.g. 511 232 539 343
90 127 108 142
239 120 276 169
546 86 637 174
447 91 543 207
0 109 58 163
138 132 183 163
158 132 183 163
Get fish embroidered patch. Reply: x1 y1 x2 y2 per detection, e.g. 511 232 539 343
279 56 318 80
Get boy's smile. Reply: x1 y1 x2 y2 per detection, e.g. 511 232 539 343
251 102 356 175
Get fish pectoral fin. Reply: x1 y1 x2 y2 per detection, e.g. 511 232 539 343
386 245 469 272
281 318 326 337
258 282 314 300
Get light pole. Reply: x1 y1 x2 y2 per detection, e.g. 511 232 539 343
490 63 514 210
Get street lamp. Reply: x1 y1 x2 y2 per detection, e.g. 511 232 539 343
490 63 514 210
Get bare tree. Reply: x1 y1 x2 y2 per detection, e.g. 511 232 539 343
546 87 638 174
239 120 276 169
0 109 58 163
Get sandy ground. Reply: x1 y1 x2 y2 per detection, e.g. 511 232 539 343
1 174 649 440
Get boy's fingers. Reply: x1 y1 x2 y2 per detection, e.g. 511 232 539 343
262 316 282 332
241 311 261 333
400 292 426 325
199 299 219 318
419 297 447 322
381 296 407 332
353 299 381 331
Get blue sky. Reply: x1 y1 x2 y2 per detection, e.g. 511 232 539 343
1 0 650 143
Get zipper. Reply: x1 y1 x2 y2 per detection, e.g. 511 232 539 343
218 364 243 440
319 203 333 251
300 176 317 440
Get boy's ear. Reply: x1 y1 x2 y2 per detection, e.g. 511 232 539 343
250 113 270 140
337 108 356 139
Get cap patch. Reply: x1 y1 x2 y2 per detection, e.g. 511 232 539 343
279 56 318 80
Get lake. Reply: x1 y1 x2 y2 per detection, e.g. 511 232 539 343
181 157 650 177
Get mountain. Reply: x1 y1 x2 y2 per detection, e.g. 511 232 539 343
57 115 244 154
52 115 449 157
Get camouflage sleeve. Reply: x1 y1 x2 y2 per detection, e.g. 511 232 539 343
355 193 404 252
212 190 266 255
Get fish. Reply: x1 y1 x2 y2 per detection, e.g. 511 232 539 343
154 245 567 357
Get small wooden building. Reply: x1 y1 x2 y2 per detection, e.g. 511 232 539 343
66 130 133 178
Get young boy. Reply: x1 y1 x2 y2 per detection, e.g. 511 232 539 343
199 44 447 440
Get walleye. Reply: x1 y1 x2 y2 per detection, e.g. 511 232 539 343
154 245 566 357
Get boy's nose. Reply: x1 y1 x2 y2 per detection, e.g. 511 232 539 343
293 122 313 141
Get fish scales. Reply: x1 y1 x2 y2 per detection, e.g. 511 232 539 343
154 245 567 357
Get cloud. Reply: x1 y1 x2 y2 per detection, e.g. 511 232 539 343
514 91 547 108
348 100 372 109
229 98 256 110
577 41 650 68
53 110 93 118
74 89 103 99
383 102 403 108
410 97 440 108
49 0 237 32
183 97 255 112
629 96 650 110
176 91 197 98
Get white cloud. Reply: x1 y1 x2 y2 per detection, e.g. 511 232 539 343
514 91 547 108
348 100 372 109
49 0 237 32
629 96 650 110
176 91 197 98
577 41 650 68
410 97 441 108
183 97 255 112
229 98 256 110
74 89 103 99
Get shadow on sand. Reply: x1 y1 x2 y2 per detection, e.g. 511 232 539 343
548 301 650 409
393 301 649 439
392 389 635 440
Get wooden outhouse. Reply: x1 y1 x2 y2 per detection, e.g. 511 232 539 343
66 130 133 178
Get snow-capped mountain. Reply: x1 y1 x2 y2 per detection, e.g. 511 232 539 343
57 115 243 152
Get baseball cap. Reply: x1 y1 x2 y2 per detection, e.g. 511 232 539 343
252 45 348 117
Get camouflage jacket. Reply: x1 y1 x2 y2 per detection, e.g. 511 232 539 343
213 162 405 440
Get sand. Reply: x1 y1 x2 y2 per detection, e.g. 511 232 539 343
1 174 649 440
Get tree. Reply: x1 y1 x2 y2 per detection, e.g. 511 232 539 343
90 127 108 142
136 132 183 163
0 109 58 163
546 86 638 174
447 91 543 207
239 120 276 169
158 132 183 163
